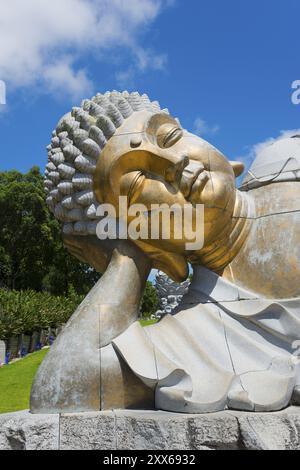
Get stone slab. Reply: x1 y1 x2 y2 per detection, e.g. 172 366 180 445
230 409 300 450
0 411 59 450
114 410 239 450
1 407 300 450
59 411 117 450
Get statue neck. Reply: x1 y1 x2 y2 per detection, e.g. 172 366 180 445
199 190 254 274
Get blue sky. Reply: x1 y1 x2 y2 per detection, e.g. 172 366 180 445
0 0 299 176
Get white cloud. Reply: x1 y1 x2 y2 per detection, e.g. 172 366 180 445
43 59 93 100
238 128 300 170
0 0 171 99
116 47 167 88
134 47 167 72
193 117 220 136
115 68 136 89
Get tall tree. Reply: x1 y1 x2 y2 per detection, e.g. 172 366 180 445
0 167 158 314
0 167 99 295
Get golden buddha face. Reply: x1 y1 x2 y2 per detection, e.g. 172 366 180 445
94 111 243 278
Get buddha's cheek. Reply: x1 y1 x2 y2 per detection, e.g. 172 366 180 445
200 172 235 212
131 178 187 209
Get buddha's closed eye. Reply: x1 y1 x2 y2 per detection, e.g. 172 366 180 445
156 123 183 149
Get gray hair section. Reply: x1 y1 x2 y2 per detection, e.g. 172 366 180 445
44 91 168 236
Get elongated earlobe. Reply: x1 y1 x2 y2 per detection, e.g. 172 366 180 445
230 161 245 177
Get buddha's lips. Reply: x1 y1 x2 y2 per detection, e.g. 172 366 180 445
187 171 210 201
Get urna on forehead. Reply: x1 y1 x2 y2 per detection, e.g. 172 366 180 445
44 91 170 237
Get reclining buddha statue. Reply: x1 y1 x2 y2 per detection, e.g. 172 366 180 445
31 91 300 414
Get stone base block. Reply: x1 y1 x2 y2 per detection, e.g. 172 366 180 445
1 407 300 450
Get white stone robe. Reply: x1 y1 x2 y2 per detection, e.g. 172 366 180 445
113 266 300 413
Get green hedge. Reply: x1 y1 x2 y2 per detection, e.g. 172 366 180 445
0 281 159 340
0 289 83 340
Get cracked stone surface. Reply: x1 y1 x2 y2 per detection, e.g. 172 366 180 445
0 411 59 450
1 407 300 450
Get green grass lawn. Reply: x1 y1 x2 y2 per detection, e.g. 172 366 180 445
0 349 48 414
139 318 158 327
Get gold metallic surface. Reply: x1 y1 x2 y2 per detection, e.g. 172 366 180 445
93 111 246 281
224 182 300 299
30 240 152 413
93 109 300 298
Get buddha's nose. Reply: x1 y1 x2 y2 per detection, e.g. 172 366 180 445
99 147 190 207
164 155 190 185
109 149 189 190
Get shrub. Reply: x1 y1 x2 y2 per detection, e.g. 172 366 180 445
0 289 83 340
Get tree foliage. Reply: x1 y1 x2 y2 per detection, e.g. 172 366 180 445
0 167 99 295
140 281 159 319
0 288 83 340
0 167 158 334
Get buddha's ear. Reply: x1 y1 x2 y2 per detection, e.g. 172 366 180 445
230 161 245 178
